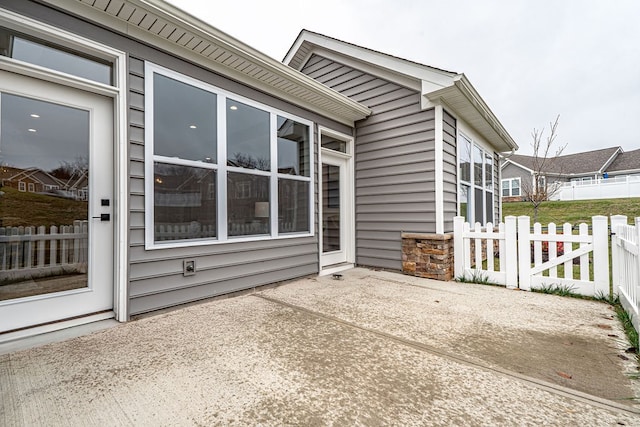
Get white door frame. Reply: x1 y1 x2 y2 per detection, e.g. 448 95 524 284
318 127 355 274
0 9 128 336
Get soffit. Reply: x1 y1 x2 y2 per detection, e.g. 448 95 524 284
42 0 370 126
425 77 518 153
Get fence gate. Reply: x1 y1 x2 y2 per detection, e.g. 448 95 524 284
611 215 640 333
517 216 609 297
453 215 610 298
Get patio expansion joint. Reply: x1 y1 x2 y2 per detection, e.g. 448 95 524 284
254 293 640 417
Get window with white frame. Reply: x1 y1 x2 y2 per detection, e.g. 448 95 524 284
501 177 521 197
458 133 494 225
146 63 313 246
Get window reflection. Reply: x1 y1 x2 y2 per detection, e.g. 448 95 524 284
322 164 341 252
227 100 270 171
473 145 483 187
484 152 493 190
0 27 112 85
0 93 90 299
227 172 269 236
459 135 471 183
154 163 216 242
277 116 309 176
321 134 347 153
154 74 217 163
278 179 309 233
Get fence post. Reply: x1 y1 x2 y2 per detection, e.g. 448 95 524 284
518 216 531 291
453 216 464 279
592 215 610 298
504 216 518 289
610 215 627 296
635 217 640 311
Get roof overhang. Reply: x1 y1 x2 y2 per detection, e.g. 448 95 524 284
424 75 518 153
41 0 370 126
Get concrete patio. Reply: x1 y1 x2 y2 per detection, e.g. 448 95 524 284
1 267 639 426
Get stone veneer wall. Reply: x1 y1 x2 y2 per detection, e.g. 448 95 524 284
401 233 454 281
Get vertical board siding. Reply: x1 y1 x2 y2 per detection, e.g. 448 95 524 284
302 54 436 270
442 110 457 232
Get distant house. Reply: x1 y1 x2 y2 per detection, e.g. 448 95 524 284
501 147 624 201
1 167 64 194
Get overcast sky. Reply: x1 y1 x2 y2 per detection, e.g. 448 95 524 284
167 0 639 155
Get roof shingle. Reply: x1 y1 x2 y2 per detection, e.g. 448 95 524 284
507 147 621 175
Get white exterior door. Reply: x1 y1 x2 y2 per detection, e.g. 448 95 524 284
0 71 114 333
320 134 354 270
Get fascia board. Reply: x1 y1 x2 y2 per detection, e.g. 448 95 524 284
306 46 422 91
607 168 640 175
453 75 518 151
599 147 623 173
283 31 306 67
501 159 534 174
42 0 370 125
425 80 517 153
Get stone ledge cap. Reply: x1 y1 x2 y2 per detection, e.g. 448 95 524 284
401 232 453 240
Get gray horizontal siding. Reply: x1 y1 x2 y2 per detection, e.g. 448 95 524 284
502 162 529 180
301 55 437 270
7 1 354 316
442 110 457 232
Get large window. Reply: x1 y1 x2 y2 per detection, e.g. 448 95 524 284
501 178 521 197
145 63 313 247
458 133 494 225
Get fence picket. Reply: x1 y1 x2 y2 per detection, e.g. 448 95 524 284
0 228 5 270
592 216 609 297
486 222 494 272
534 223 543 267
548 223 558 278
517 216 531 291
463 221 471 273
563 223 573 280
37 225 46 267
504 217 517 288
579 223 589 281
474 222 482 269
24 227 33 269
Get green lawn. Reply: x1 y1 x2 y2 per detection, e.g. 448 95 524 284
502 198 640 225
0 187 87 228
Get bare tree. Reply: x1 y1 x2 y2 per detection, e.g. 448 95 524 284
521 115 567 222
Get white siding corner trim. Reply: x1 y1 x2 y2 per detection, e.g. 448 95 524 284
434 105 444 234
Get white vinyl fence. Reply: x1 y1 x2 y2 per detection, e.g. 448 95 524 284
611 215 640 333
0 221 88 282
454 215 610 297
557 175 640 201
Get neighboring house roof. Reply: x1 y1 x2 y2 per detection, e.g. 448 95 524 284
7 168 64 187
606 148 640 174
504 147 622 176
43 0 370 126
284 30 518 153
